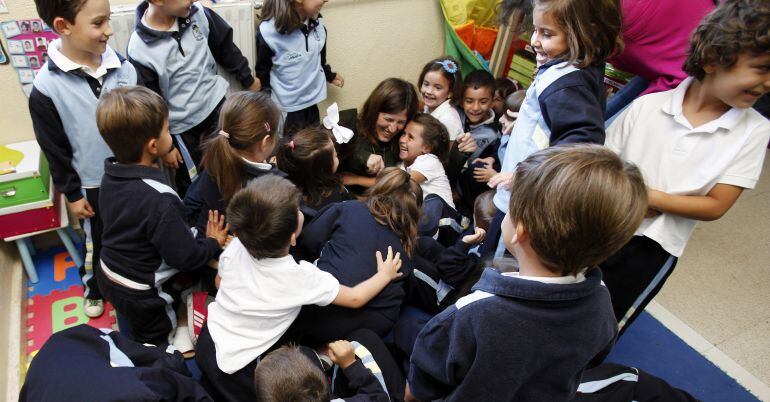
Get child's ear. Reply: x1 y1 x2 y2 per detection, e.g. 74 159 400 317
146 138 159 156
260 134 272 150
510 221 527 246
421 144 432 155
289 232 297 247
703 64 717 75
52 17 70 35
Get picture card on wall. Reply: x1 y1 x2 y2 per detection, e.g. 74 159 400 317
1 20 21 38
11 54 28 67
7 39 23 54
18 68 34 84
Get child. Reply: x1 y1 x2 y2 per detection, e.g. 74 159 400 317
127 0 259 195
398 113 455 236
409 144 648 401
484 0 621 257
602 0 770 333
196 175 403 401
459 69 500 161
95 86 228 346
256 0 344 135
418 57 464 141
492 77 519 121
276 126 352 211
30 0 140 317
293 168 421 341
186 91 283 235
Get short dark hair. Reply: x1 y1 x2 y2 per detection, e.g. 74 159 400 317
226 175 300 259
96 86 168 164
508 144 647 276
684 0 770 80
34 0 88 29
473 190 497 232
254 345 329 402
464 70 496 94
408 113 449 164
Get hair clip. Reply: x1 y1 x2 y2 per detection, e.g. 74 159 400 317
435 59 458 75
264 122 271 133
288 140 295 150
218 130 230 139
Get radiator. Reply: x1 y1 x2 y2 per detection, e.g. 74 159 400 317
108 0 257 92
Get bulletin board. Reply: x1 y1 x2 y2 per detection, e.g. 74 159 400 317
1 18 58 96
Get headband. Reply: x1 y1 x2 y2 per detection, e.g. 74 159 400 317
435 59 458 75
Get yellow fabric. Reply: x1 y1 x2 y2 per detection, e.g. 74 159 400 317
442 0 502 28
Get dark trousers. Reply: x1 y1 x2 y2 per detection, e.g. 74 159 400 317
196 325 259 402
477 208 505 258
173 98 225 198
600 235 678 335
283 104 320 137
335 328 406 401
97 270 177 346
289 304 395 346
80 188 103 300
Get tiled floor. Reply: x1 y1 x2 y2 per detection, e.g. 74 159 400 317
657 150 770 388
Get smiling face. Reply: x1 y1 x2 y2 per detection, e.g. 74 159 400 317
499 109 519 135
296 0 327 20
58 0 113 57
462 86 494 125
421 70 452 111
704 52 770 109
399 121 429 165
374 110 408 143
158 0 194 18
530 6 569 67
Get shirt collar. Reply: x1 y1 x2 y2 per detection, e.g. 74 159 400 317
468 110 496 129
47 38 122 78
104 157 168 183
502 268 587 284
663 77 747 133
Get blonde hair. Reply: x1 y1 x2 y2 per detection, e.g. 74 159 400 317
365 168 423 256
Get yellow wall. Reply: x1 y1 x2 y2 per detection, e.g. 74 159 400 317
0 0 445 143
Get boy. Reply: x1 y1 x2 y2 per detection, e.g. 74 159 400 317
459 69 500 162
30 0 140 317
127 0 259 195
409 145 648 401
95 86 227 346
602 0 770 333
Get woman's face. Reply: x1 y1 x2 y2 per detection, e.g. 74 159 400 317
374 110 409 143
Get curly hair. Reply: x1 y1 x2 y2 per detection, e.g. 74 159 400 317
684 0 770 80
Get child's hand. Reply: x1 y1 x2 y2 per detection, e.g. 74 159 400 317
224 235 234 248
366 154 384 175
376 246 403 281
327 340 356 369
162 148 183 169
457 133 477 154
67 197 95 219
206 210 229 248
332 73 345 88
472 157 497 183
248 77 261 92
462 227 486 245
488 172 513 190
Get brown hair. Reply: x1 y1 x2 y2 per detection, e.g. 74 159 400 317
684 0 770 81
495 78 519 100
533 0 623 68
408 114 450 164
275 127 342 209
34 0 89 30
96 86 168 164
418 57 464 106
505 90 527 113
254 345 328 402
201 91 281 204
365 168 422 256
358 78 419 147
226 175 301 259
473 190 497 232
508 144 647 276
259 0 304 34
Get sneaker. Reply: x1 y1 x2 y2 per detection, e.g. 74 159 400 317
186 291 208 345
172 325 195 358
84 299 104 318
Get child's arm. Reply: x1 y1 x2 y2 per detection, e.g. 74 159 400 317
320 26 343 88
332 247 402 308
435 228 484 286
295 202 343 258
342 173 377 188
28 88 92 218
648 184 744 221
255 28 273 92
408 171 427 184
150 200 224 271
328 341 389 401
203 7 259 90
471 157 497 183
127 56 162 95
540 72 605 146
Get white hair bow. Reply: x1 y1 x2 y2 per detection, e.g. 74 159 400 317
323 102 354 144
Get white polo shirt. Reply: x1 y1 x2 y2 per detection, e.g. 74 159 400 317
427 99 464 141
206 238 340 373
606 77 770 257
400 153 455 208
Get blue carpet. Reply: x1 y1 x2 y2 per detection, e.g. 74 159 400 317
606 311 759 402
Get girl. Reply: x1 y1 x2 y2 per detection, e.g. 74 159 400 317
293 168 422 342
275 126 352 210
418 57 465 141
185 91 282 235
338 78 419 191
398 113 455 236
256 0 344 136
483 0 621 257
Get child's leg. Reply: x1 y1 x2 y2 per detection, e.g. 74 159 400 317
600 236 678 335
173 98 225 197
81 188 103 302
290 305 395 345
195 324 258 401
477 208 505 257
284 105 320 137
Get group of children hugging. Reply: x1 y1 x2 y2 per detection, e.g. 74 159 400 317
20 0 770 399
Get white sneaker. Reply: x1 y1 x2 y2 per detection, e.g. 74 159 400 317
173 325 195 358
84 299 104 318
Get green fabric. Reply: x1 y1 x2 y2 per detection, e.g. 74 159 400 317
440 1 486 74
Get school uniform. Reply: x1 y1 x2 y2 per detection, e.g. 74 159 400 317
98 159 221 346
128 1 254 194
20 325 212 402
460 109 500 162
603 77 770 332
408 267 617 401
29 40 139 301
338 130 400 195
293 201 413 342
256 16 337 135
428 99 464 141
